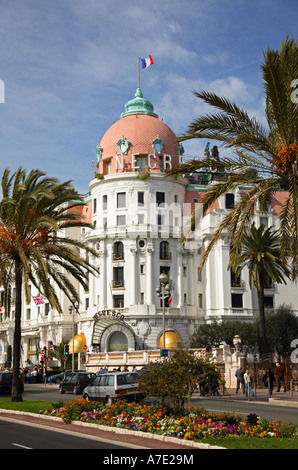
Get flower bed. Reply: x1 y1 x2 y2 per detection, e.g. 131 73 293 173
41 399 298 441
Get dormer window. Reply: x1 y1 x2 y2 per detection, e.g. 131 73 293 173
152 135 164 154
116 136 130 155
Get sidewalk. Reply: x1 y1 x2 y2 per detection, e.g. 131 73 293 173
196 387 298 407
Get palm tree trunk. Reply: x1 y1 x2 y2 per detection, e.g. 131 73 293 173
11 259 23 402
257 286 268 355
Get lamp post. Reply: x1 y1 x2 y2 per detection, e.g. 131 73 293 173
156 273 172 351
68 297 79 372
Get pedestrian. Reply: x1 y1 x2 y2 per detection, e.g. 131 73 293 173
32 367 38 383
235 367 245 394
275 363 286 392
262 368 276 394
244 369 254 397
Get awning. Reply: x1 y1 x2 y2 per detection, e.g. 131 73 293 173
67 333 87 354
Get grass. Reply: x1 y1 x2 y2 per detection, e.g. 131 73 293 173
199 436 298 449
0 397 53 414
1 396 298 449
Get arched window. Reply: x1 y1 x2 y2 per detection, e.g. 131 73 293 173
160 241 171 260
113 241 124 260
108 331 128 352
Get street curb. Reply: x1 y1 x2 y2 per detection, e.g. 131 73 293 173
0 409 226 450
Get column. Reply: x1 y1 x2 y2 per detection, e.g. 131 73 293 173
146 246 154 304
129 246 137 305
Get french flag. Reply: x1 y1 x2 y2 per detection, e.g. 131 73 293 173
141 55 154 69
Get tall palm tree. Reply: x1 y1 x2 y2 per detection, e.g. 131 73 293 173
0 167 99 401
168 36 298 277
233 224 290 354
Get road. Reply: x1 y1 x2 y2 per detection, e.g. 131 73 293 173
0 415 142 449
17 384 298 426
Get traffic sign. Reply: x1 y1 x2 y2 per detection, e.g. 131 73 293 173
83 345 87 350
206 345 212 352
160 349 168 357
63 355 68 362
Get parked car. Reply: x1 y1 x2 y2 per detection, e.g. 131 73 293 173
0 372 24 394
50 370 85 384
59 372 95 394
82 371 146 405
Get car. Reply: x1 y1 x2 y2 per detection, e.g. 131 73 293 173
50 370 85 384
59 372 95 394
82 371 146 405
0 372 24 394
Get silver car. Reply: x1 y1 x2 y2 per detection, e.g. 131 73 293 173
82 371 146 405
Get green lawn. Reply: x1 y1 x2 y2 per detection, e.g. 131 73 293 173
199 436 298 449
0 397 55 414
0 397 298 449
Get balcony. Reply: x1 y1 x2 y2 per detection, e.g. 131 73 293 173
159 253 172 260
112 280 125 289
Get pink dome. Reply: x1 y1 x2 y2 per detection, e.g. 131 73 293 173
96 89 181 175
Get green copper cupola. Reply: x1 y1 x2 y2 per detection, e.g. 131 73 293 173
121 88 158 118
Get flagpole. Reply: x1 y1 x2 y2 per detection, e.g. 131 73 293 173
137 57 140 89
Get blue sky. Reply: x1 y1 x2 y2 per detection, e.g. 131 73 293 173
0 0 297 194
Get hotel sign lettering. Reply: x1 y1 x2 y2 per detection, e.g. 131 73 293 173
93 309 125 322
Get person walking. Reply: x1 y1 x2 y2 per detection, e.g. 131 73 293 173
244 369 254 398
235 367 245 394
263 368 276 395
275 363 286 392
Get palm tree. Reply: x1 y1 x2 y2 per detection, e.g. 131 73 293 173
0 167 99 401
168 36 298 277
233 224 290 354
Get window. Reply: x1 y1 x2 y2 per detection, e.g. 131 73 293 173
140 264 145 274
117 192 126 208
159 156 164 171
231 269 242 287
45 303 50 315
136 156 147 169
138 191 144 206
138 214 144 224
102 195 108 211
264 296 274 308
260 217 268 228
156 192 165 206
117 215 126 226
113 267 124 288
113 295 124 308
93 198 97 214
225 193 235 209
26 308 31 320
157 213 164 226
85 298 89 310
231 293 243 308
197 268 202 282
108 331 127 351
113 241 124 260
174 195 179 203
198 294 203 308
160 241 171 260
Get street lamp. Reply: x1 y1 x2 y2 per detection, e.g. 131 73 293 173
156 273 172 351
68 297 79 372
